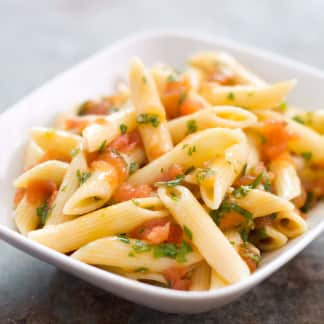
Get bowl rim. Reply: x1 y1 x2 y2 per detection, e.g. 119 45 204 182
1 30 324 302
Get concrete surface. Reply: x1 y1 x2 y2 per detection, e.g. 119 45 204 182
1 0 324 323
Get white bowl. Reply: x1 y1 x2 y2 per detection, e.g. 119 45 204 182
1 31 324 314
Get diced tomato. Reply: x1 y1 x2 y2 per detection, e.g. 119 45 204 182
238 245 259 272
14 188 25 207
254 215 274 229
64 118 89 133
260 119 294 161
234 162 267 187
109 131 143 154
130 218 183 245
113 183 153 203
156 163 184 182
25 180 57 205
179 97 204 116
161 77 191 119
292 185 307 208
303 178 324 198
218 211 246 231
163 267 191 290
78 99 111 116
207 66 236 85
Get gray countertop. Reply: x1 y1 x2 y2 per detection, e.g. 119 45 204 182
1 1 324 323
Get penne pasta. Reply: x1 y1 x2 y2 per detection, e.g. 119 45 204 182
14 160 69 188
167 106 258 144
209 271 228 290
83 106 136 152
255 225 288 252
269 158 301 201
190 262 211 291
189 51 266 86
45 150 89 225
23 140 45 170
14 197 40 235
129 58 173 160
158 185 250 284
273 210 307 238
29 197 169 253
71 236 202 272
128 128 246 185
200 80 296 110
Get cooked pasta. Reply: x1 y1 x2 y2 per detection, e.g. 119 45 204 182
13 50 322 291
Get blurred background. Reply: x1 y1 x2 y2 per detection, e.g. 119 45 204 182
1 1 324 323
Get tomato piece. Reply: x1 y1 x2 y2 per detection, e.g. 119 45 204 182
25 180 57 205
163 267 191 290
261 119 294 161
167 223 183 244
218 211 246 231
64 118 89 133
14 188 25 207
234 162 267 187
292 185 307 208
156 163 184 182
179 97 204 116
78 99 112 116
109 131 142 154
208 66 236 85
238 245 259 272
113 183 153 203
161 77 191 119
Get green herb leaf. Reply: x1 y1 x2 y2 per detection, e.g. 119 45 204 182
137 113 161 128
301 151 312 161
76 169 91 185
183 225 193 240
227 92 235 100
129 162 138 175
278 102 287 112
155 174 185 187
186 119 197 135
167 74 177 83
132 199 140 206
60 185 67 192
132 240 151 253
98 140 107 154
301 191 315 212
179 92 187 105
176 240 192 263
134 267 149 273
70 147 80 158
120 124 128 134
36 202 51 226
187 145 196 156
196 168 214 184
142 76 147 84
184 166 196 174
292 115 305 124
153 243 178 259
240 228 249 243
117 234 130 244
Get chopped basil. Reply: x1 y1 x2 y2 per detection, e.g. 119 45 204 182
263 176 271 192
227 92 235 100
60 185 67 192
240 228 249 243
187 145 196 156
70 147 80 158
210 201 253 226
132 240 151 253
179 92 187 105
301 151 312 161
183 225 193 240
241 163 248 176
153 243 177 259
117 234 130 244
196 168 214 184
137 113 160 128
182 144 189 150
167 74 177 82
301 191 315 212
132 199 140 206
128 162 138 175
155 174 184 187
142 76 147 84
259 133 267 144
292 115 305 124
176 240 192 263
98 140 107 154
186 119 197 134
134 267 149 273
255 228 268 240
36 202 51 226
170 192 180 202
76 169 91 185
128 252 135 257
120 124 128 134
233 172 264 198
248 254 261 264
278 102 287 112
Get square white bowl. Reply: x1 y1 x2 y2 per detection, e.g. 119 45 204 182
1 31 324 314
